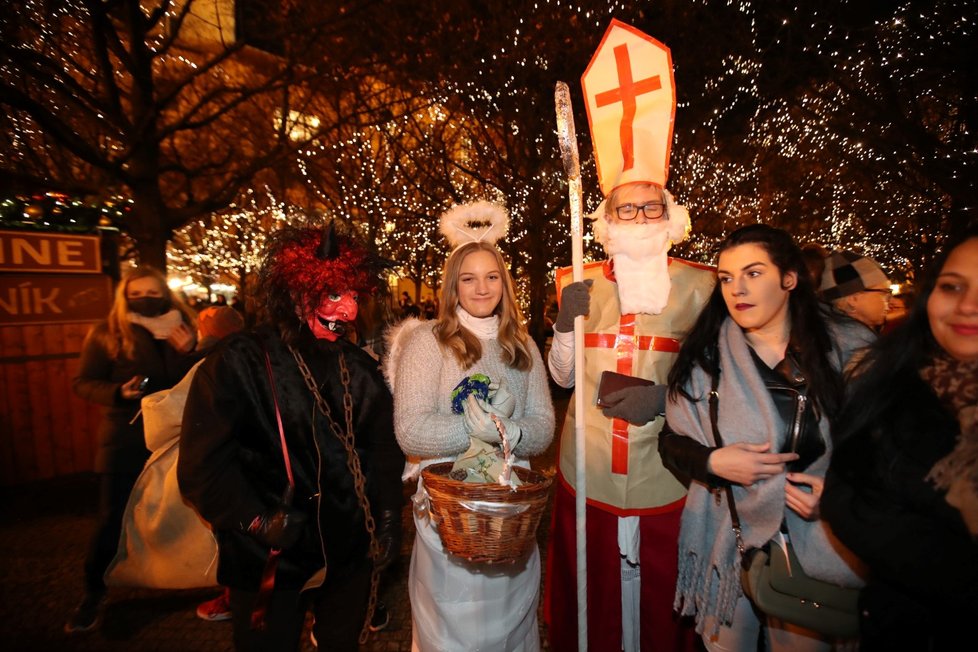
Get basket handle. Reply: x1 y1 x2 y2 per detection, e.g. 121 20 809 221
490 414 517 487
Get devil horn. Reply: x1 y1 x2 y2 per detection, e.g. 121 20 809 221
318 221 339 260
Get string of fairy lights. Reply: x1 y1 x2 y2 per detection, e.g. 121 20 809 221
292 98 475 293
165 188 316 296
0 193 130 232
3 0 973 299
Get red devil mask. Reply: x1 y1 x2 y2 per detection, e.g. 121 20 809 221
305 291 359 341
261 222 385 342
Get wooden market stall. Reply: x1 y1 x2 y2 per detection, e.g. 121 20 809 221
0 229 112 485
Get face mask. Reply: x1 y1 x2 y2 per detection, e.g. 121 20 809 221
127 296 169 317
304 291 359 341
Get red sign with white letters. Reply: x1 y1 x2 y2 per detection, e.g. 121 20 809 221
0 273 113 325
0 230 102 274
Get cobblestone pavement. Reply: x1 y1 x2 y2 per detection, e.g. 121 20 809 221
0 387 569 652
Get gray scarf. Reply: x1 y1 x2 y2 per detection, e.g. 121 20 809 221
665 317 867 635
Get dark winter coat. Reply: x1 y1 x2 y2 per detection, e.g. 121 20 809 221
73 321 199 474
177 325 404 591
822 370 978 649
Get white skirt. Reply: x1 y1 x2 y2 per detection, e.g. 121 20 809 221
409 479 541 652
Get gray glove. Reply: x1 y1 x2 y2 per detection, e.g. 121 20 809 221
554 280 593 333
600 384 668 425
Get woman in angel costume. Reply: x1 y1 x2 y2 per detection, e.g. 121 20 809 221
385 201 555 651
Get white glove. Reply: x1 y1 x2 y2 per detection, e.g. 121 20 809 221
488 378 516 418
463 394 500 443
463 395 522 449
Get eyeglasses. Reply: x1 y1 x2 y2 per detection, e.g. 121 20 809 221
614 202 666 221
863 289 892 301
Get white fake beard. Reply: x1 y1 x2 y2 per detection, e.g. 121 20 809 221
599 220 672 315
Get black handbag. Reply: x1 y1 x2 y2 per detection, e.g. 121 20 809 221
706 374 860 639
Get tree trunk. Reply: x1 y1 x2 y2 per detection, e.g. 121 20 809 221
127 180 171 273
525 246 551 353
238 266 258 328
134 230 168 272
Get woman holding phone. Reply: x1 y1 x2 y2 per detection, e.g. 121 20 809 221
65 266 199 633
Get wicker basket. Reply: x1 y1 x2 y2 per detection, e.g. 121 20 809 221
421 462 554 564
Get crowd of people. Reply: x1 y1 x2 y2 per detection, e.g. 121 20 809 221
59 23 974 645
30 13 972 650
63 180 977 652
398 291 439 321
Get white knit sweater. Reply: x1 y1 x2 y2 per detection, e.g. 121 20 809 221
392 323 555 459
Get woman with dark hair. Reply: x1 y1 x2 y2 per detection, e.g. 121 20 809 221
821 229 978 650
387 202 554 651
66 266 199 633
659 224 874 651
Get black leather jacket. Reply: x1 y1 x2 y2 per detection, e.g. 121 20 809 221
749 348 824 472
659 349 824 484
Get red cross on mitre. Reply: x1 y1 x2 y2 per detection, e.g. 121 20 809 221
582 19 677 196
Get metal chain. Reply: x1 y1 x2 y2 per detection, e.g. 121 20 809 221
288 345 381 645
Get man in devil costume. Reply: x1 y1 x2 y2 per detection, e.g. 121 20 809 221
178 223 404 652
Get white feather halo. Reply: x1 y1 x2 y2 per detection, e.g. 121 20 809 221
438 200 509 250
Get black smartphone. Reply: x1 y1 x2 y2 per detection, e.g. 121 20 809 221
596 371 655 407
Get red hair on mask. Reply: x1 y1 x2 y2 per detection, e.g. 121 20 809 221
256 222 392 343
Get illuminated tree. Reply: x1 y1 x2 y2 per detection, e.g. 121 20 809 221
315 0 973 334
663 0 976 280
359 0 620 342
0 0 391 270
296 89 465 302
24 0 967 310
754 0 976 274
166 187 315 307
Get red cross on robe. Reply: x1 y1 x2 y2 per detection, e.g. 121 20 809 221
594 44 662 172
